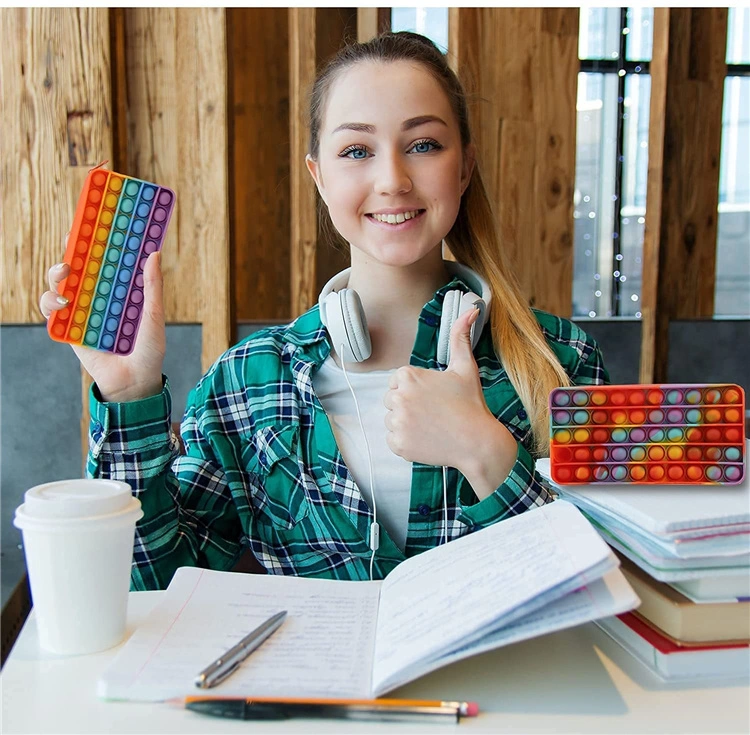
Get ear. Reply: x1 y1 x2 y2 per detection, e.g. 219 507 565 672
460 143 476 196
305 154 327 205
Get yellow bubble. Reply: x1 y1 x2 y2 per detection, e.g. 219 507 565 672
68 326 82 341
573 428 590 443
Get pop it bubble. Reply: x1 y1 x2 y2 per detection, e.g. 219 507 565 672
549 384 746 485
47 167 175 355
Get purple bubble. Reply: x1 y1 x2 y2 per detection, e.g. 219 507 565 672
117 338 132 353
144 240 158 254
140 258 148 272
630 427 646 443
135 273 144 288
148 224 162 239
157 190 172 205
122 321 136 336
130 290 143 304
126 306 139 320
153 207 166 222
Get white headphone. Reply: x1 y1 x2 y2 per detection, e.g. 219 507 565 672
318 261 492 365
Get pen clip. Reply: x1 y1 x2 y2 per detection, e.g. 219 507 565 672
195 661 241 689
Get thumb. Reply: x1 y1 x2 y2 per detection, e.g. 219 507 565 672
447 306 479 373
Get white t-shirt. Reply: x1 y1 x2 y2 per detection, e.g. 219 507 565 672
312 355 412 552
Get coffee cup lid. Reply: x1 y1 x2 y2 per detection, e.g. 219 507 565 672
14 479 140 525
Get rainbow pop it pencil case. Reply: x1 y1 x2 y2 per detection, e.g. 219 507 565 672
48 166 175 355
549 384 746 485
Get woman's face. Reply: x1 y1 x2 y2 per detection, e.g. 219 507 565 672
307 60 474 269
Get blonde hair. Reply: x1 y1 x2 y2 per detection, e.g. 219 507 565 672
308 32 571 455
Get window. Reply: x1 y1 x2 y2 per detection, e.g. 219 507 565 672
574 7 652 319
391 7 449 53
716 7 750 317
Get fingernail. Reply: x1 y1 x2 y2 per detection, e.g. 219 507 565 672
54 263 66 272
56 295 69 305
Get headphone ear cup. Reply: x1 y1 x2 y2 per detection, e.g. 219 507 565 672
322 288 372 363
437 290 461 364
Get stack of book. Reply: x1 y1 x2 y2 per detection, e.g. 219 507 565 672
537 449 750 682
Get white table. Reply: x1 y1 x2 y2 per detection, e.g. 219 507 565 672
2 592 748 734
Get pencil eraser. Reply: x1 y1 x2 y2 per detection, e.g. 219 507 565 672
465 702 479 717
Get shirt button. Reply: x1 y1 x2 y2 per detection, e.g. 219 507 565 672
417 504 431 517
517 408 528 420
93 421 103 434
424 315 438 327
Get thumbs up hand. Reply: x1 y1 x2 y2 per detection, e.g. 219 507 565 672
384 308 518 496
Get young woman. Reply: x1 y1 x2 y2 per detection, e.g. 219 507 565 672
39 32 608 590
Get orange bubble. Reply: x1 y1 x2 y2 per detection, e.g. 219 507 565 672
725 428 741 442
63 289 75 302
668 466 685 481
705 447 722 461
725 408 741 423
52 322 66 337
706 428 721 443
592 428 609 443
84 206 97 220
66 273 79 288
80 223 93 238
630 409 646 424
686 427 702 442
592 447 608 462
575 467 591 482
648 446 665 461
93 172 106 187
724 388 741 404
612 410 627 425
686 446 702 461
705 389 722 404
687 465 703 481
88 189 102 204
649 466 665 481
574 448 590 462
611 391 626 406
647 389 664 405
592 410 608 424
57 307 70 321
630 465 646 481
556 467 572 482
554 447 572 462
628 390 646 405
667 446 684 460
591 391 607 406
76 240 88 254
705 409 721 423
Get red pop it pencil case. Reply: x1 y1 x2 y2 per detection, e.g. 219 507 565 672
48 166 175 356
549 384 746 485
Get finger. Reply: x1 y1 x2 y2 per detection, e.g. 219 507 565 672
142 251 164 322
388 370 399 390
447 306 479 373
383 389 394 410
39 290 69 319
48 262 70 291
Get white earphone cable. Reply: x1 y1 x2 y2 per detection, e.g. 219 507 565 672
442 465 449 545
339 345 379 581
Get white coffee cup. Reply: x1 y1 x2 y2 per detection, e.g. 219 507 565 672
13 479 143 655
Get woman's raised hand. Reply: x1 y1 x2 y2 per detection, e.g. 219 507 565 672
39 237 166 403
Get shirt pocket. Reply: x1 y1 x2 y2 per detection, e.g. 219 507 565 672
245 424 310 531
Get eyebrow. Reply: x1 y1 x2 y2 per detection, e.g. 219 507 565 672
332 115 448 135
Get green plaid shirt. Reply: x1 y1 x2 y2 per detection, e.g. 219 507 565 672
88 275 609 590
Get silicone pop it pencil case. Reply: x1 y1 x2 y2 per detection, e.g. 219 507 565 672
549 384 746 485
47 167 175 356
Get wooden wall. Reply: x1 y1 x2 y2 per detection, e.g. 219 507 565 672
1 7 737 398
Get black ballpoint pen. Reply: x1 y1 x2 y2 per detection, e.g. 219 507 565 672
183 698 472 724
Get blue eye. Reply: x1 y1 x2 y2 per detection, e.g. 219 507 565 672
341 146 369 159
410 139 441 154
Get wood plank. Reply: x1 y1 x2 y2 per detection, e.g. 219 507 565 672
1 8 113 324
124 8 230 370
289 7 318 318
357 8 390 42
228 8 290 321
640 8 727 383
452 8 578 315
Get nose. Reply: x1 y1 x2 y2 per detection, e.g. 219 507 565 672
374 150 412 196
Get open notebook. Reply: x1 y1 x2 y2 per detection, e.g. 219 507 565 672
98 500 638 701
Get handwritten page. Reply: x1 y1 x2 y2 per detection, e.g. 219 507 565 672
374 568 639 694
371 501 615 693
98 569 381 702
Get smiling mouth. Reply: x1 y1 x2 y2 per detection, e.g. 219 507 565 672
366 209 425 225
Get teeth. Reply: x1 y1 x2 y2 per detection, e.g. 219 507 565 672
371 210 421 224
